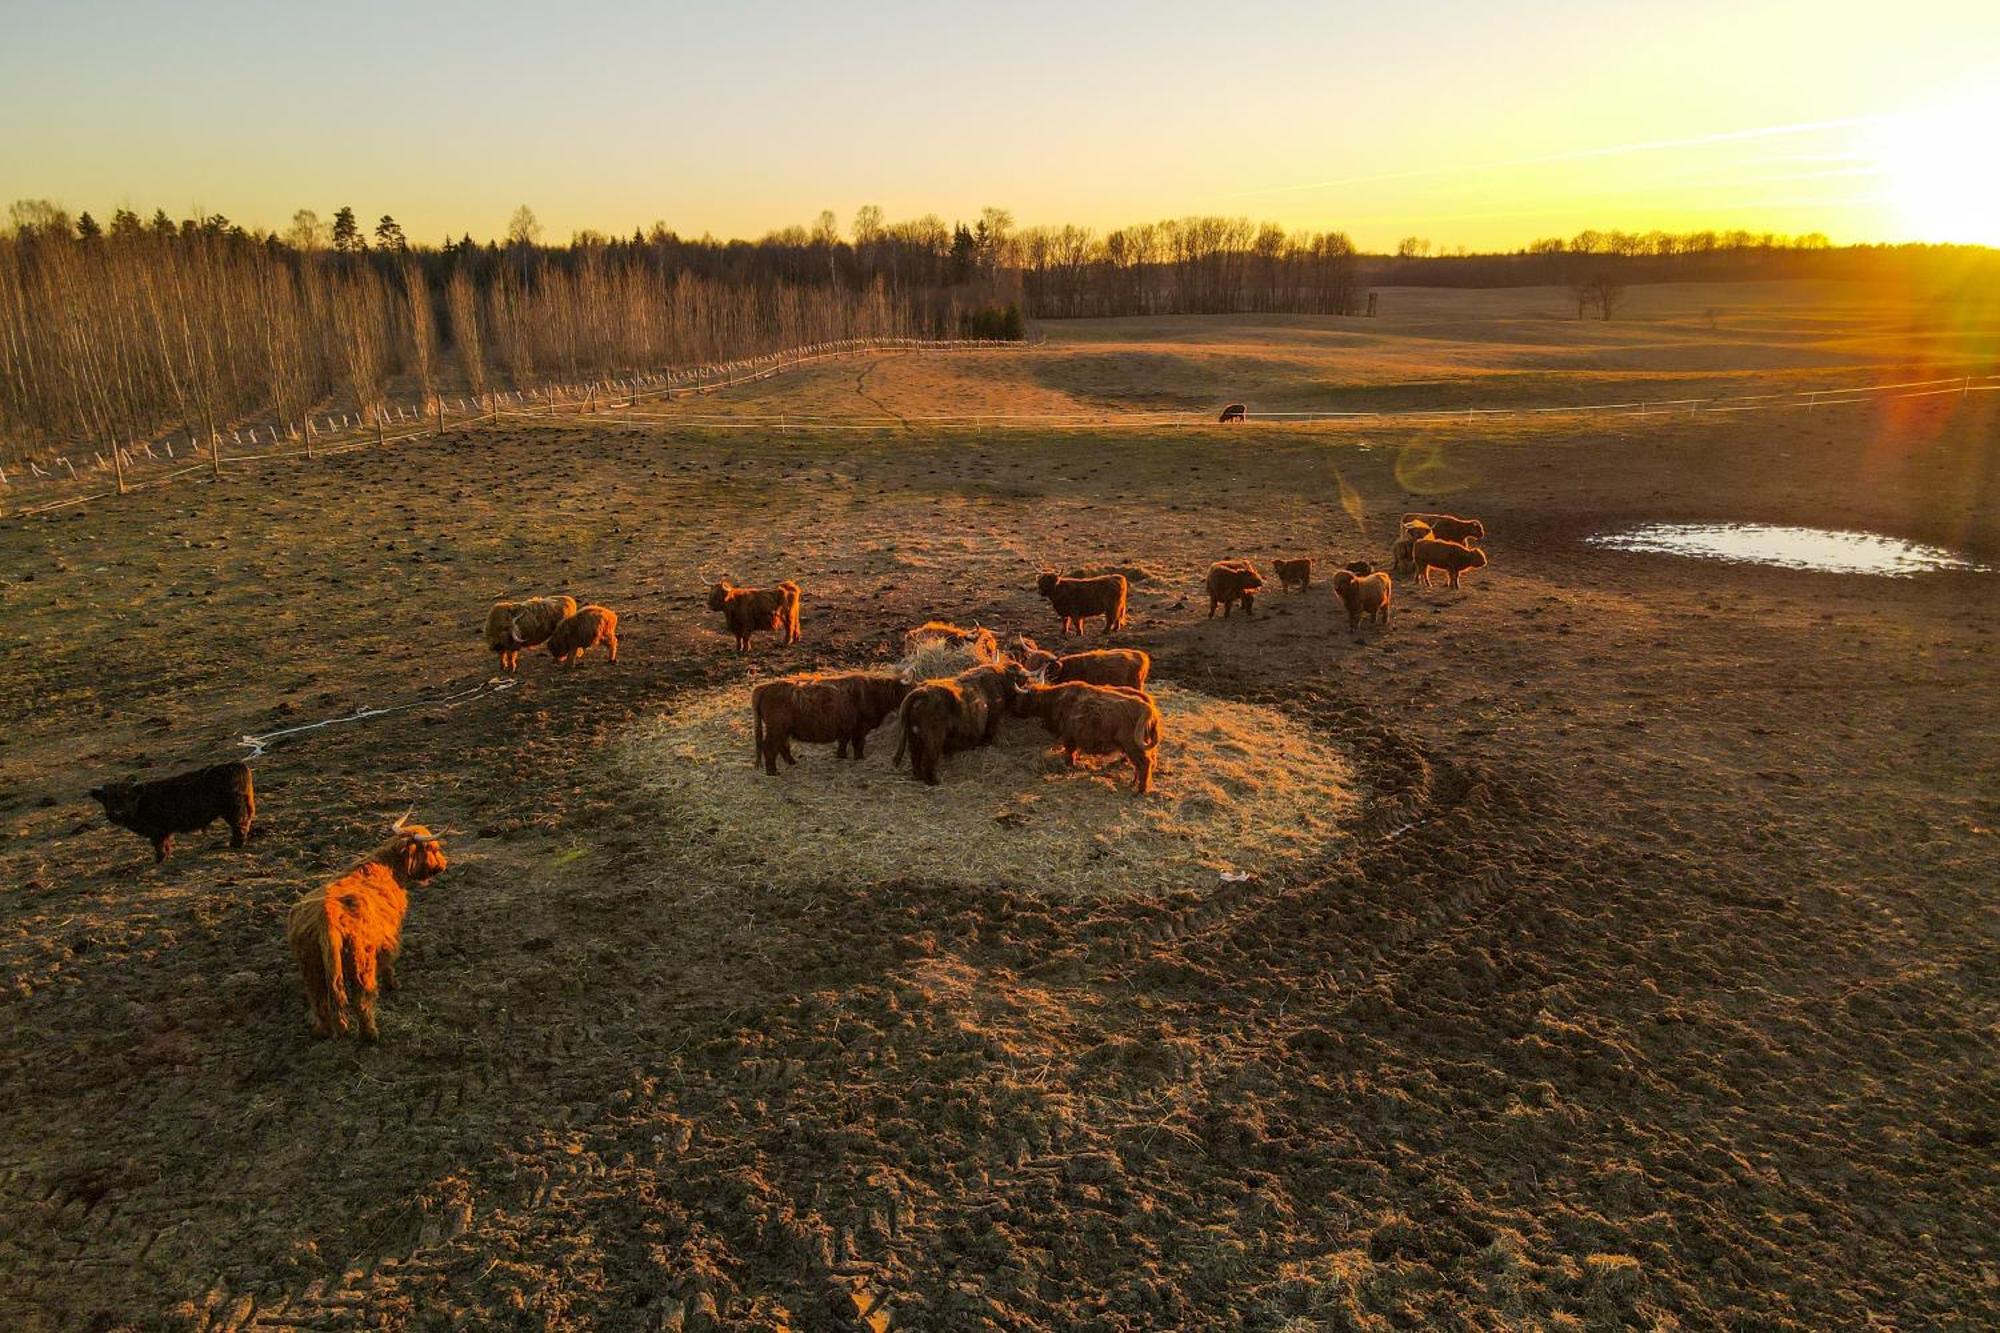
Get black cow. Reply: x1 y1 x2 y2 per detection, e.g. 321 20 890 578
88 762 256 863
1218 402 1247 422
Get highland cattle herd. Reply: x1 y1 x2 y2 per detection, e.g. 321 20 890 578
82 510 1489 1041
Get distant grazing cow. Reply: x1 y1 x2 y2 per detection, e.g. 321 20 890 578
1274 557 1313 592
1014 636 1151 689
486 595 576 672
1332 568 1394 631
1391 522 1430 577
752 672 912 775
893 664 1027 785
708 580 802 653
1011 682 1162 794
1412 536 1489 589
89 762 254 864
1205 560 1264 618
1035 571 1128 635
287 814 448 1041
1403 512 1484 545
546 604 619 665
1219 403 1247 423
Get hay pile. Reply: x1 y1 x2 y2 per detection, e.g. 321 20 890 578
623 683 1359 897
897 622 1001 681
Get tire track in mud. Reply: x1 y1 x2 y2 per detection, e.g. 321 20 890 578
852 360 910 430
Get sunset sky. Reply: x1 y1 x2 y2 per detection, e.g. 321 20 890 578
3 0 1996 249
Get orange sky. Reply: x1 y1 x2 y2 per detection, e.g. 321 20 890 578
2 0 1995 249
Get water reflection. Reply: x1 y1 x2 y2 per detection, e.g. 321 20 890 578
1587 524 1984 576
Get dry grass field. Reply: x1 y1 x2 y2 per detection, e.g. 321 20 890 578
1 281 1996 1330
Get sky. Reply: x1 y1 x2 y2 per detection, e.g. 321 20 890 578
2 0 1997 250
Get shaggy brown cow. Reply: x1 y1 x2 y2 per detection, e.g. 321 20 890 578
708 580 802 653
1403 512 1484 544
752 672 912 775
287 815 448 1041
1010 682 1163 794
1035 571 1128 635
892 664 1026 785
1014 636 1151 689
1218 403 1247 423
1331 568 1394 631
89 762 254 863
1206 560 1264 618
487 595 576 672
1274 557 1313 592
1412 536 1489 589
546 604 619 665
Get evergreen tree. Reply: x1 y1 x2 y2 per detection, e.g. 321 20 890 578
948 224 976 283
331 206 363 253
150 208 176 237
75 211 101 240
375 215 407 251
110 208 142 238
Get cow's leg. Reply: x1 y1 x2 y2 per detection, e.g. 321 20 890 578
353 948 381 1042
153 834 173 863
607 634 618 662
380 950 398 992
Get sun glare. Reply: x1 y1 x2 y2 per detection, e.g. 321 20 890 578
1870 85 2000 246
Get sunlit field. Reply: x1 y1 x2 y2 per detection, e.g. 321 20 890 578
2 281 1996 1328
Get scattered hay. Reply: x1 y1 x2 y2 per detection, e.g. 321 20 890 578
622 682 1360 897
898 622 1002 681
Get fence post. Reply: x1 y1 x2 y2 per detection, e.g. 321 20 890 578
207 409 222 479
436 396 445 437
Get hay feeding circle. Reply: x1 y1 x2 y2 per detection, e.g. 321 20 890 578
625 683 1360 897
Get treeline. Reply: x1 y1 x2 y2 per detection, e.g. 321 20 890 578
1016 219 1362 318
0 203 1025 454
1370 228 2000 289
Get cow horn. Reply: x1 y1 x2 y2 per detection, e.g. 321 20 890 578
391 808 413 832
508 618 526 645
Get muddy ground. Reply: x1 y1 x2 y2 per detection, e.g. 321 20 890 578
1 308 1996 1329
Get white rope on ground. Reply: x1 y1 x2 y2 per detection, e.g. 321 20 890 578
238 677 518 759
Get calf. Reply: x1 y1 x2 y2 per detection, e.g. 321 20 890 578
1206 560 1264 618
1036 571 1128 635
287 815 448 1041
486 595 576 672
1331 568 1394 631
89 761 254 863
708 580 803 653
892 664 1026 785
1403 512 1483 545
1010 682 1162 794
1274 557 1313 592
1014 636 1151 690
546 604 619 665
752 672 912 775
1411 536 1489 589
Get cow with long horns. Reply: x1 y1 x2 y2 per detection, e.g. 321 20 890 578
287 812 449 1041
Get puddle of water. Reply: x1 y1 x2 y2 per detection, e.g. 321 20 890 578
1587 523 1986 576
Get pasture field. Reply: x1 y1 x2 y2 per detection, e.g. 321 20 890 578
2 282 1996 1329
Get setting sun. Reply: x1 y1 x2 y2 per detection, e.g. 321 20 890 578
1871 84 2000 245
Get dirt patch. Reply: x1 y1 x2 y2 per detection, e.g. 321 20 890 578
623 683 1359 897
